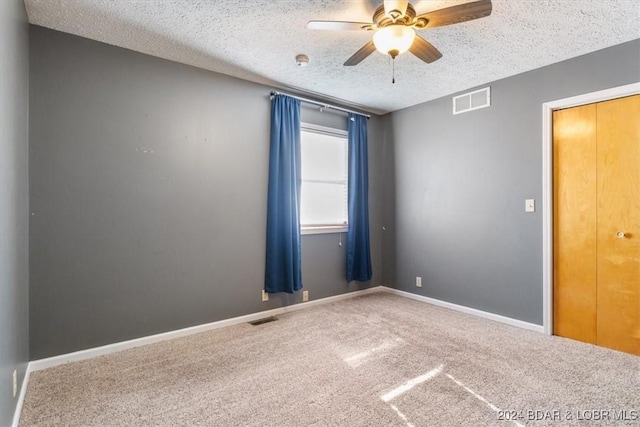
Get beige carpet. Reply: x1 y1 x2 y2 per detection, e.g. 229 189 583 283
20 293 640 426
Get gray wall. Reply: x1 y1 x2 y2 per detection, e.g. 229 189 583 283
0 0 30 424
387 39 640 325
29 26 383 359
379 114 396 287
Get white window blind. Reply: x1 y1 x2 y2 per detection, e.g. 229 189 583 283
300 124 348 228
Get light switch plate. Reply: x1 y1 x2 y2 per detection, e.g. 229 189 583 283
525 199 535 212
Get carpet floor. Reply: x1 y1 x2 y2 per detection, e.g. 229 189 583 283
20 292 640 426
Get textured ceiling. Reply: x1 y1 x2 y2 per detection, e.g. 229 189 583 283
24 0 640 114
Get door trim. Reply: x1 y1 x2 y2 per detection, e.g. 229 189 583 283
541 82 640 335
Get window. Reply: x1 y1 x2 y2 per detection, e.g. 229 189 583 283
300 123 348 234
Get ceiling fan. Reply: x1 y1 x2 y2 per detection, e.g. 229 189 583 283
308 0 492 66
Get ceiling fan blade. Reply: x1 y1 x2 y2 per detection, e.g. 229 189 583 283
384 0 409 19
344 41 377 66
417 0 492 28
308 20 373 31
409 35 443 63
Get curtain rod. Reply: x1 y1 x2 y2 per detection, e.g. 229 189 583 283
269 91 371 119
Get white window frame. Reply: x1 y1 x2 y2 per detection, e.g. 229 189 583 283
300 123 349 235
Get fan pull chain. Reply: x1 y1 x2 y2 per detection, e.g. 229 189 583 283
392 57 396 84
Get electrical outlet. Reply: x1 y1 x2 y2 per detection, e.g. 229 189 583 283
416 277 422 287
13 369 17 397
302 290 309 302
261 290 269 302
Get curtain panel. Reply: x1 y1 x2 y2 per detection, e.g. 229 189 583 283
346 113 372 282
264 95 303 294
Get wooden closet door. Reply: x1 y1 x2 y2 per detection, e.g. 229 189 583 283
553 104 598 343
596 94 640 355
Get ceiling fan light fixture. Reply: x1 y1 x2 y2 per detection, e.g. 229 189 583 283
373 25 415 57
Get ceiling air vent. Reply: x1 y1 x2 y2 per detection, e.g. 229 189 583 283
453 87 491 115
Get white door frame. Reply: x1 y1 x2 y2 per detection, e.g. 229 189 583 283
541 82 640 335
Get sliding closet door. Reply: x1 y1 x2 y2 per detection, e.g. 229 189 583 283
553 104 598 344
553 94 640 356
595 94 640 355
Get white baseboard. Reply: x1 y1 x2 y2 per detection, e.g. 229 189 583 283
29 286 382 372
28 284 543 374
12 363 31 427
381 287 545 333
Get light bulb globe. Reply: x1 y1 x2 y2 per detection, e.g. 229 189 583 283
373 25 415 57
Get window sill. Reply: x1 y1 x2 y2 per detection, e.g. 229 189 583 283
301 225 348 235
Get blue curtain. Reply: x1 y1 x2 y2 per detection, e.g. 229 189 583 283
265 95 303 294
346 113 372 282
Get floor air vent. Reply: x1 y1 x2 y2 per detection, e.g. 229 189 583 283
249 316 278 326
453 87 490 115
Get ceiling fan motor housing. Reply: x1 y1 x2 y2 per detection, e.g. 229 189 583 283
374 4 418 28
